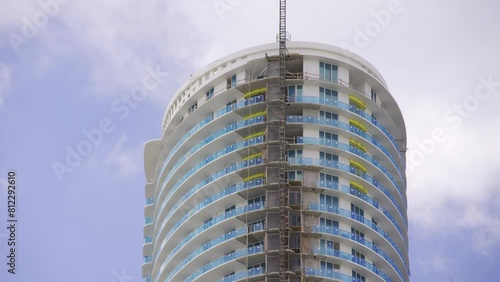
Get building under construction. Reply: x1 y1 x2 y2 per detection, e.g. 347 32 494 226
142 3 409 282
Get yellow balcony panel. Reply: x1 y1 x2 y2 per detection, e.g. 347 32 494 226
243 87 267 99
243 152 263 161
349 138 367 153
350 160 368 173
243 111 267 120
350 181 368 194
349 118 367 132
242 173 266 182
349 95 367 110
243 131 265 141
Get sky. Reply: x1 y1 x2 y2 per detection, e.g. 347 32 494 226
0 0 499 281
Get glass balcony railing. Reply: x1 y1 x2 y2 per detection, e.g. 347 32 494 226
289 157 406 219
145 197 154 205
310 204 407 271
145 216 153 225
287 116 404 183
313 225 407 280
153 135 265 236
311 157 406 229
158 115 265 200
157 94 265 183
216 266 265 282
154 179 265 269
144 236 153 244
158 157 264 238
316 179 406 240
143 275 151 282
183 247 265 282
313 247 393 282
298 136 404 197
305 268 359 282
143 256 152 263
293 95 400 158
155 157 264 242
164 227 248 282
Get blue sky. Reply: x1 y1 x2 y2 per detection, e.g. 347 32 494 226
1 0 499 281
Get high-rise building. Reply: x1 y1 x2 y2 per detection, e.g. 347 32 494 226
143 41 409 282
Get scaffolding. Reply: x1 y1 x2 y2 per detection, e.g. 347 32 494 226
277 1 288 281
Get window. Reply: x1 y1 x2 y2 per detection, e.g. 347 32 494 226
320 194 338 207
351 204 364 218
320 87 338 102
351 227 365 241
320 152 338 162
288 149 303 161
225 205 235 218
248 196 265 210
248 241 264 254
319 62 338 82
288 171 303 181
290 233 301 250
320 239 339 251
320 261 340 271
352 270 366 282
188 102 197 113
352 249 366 266
319 131 338 141
288 85 303 102
320 217 339 229
320 173 339 184
319 110 338 120
206 87 214 100
226 99 237 111
371 89 377 103
227 75 237 89
289 211 301 228
289 191 301 206
248 219 265 232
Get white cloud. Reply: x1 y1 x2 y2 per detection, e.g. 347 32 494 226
406 76 500 254
0 63 12 109
103 134 142 178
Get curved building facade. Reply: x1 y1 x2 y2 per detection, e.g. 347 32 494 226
143 42 409 282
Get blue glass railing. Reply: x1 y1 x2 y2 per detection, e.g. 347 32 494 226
294 95 400 157
144 236 152 244
157 94 265 183
317 180 406 241
310 204 407 270
289 157 406 216
305 268 360 282
144 256 152 263
216 266 265 282
154 179 265 269
314 160 406 229
313 247 393 282
298 136 403 193
184 247 265 282
143 275 151 282
154 135 265 238
164 227 248 282
145 216 153 225
158 115 265 201
314 225 407 280
158 157 264 239
287 116 404 182
146 197 154 205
